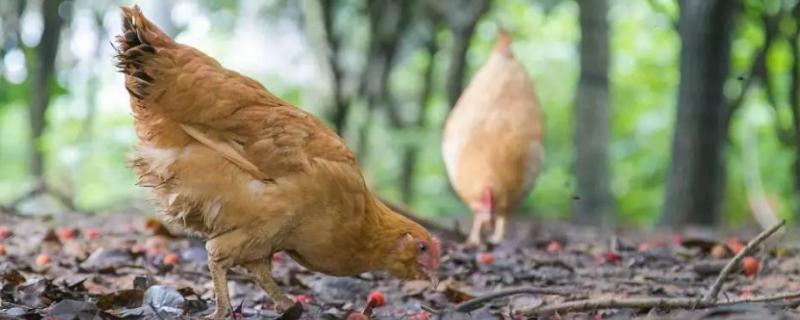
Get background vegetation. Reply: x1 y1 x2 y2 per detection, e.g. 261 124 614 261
0 0 797 227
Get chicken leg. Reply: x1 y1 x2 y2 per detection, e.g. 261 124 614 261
206 257 232 319
488 215 507 245
243 260 294 312
466 212 490 246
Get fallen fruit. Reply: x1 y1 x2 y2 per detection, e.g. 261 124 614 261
596 252 622 264
0 226 12 240
162 253 180 265
727 237 745 254
84 228 100 240
710 244 728 258
477 252 495 265
742 256 759 276
367 290 385 307
545 240 563 253
36 254 52 266
294 294 312 304
56 227 76 241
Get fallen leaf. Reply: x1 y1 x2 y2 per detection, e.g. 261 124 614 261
96 289 144 310
144 285 185 312
401 280 430 296
47 299 98 320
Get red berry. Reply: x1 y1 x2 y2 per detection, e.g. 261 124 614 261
477 252 495 265
36 254 51 266
367 290 385 307
595 252 622 264
742 256 759 276
727 238 745 254
162 253 180 265
294 294 312 304
56 227 76 241
545 241 563 253
84 228 100 240
0 226 12 240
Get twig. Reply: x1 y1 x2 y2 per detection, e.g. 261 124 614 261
423 287 575 315
522 291 800 316
378 197 464 240
455 288 573 313
703 219 785 303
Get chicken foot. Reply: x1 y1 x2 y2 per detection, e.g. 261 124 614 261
243 260 295 312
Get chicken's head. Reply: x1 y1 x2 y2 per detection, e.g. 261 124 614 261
386 230 441 286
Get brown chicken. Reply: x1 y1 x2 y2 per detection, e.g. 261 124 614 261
114 6 440 319
442 30 544 246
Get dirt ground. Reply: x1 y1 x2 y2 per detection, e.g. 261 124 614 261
1 211 799 319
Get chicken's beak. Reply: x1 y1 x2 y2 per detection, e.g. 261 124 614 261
426 271 439 290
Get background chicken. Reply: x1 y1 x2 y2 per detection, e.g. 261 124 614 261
442 30 544 246
114 6 439 319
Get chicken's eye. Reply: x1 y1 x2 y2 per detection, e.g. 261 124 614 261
418 243 428 253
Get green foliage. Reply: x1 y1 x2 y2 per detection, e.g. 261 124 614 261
0 0 797 227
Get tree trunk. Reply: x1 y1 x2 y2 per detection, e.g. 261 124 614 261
400 19 439 203
319 0 350 137
28 0 65 178
573 0 613 224
661 0 737 226
442 0 490 108
354 0 411 160
790 5 800 213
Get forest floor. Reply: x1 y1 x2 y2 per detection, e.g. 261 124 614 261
1 211 799 320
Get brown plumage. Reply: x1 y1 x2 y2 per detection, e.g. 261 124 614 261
115 6 439 318
442 30 544 246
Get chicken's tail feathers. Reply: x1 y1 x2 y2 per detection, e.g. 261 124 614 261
118 5 172 50
114 5 173 100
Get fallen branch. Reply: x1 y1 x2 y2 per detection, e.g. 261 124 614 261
522 291 800 316
455 287 574 313
423 287 577 314
378 196 464 240
703 219 785 303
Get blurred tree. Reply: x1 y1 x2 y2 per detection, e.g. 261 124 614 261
28 0 67 179
755 1 800 216
573 0 613 224
313 0 351 136
425 0 491 108
355 0 412 161
662 0 738 226
400 16 439 204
